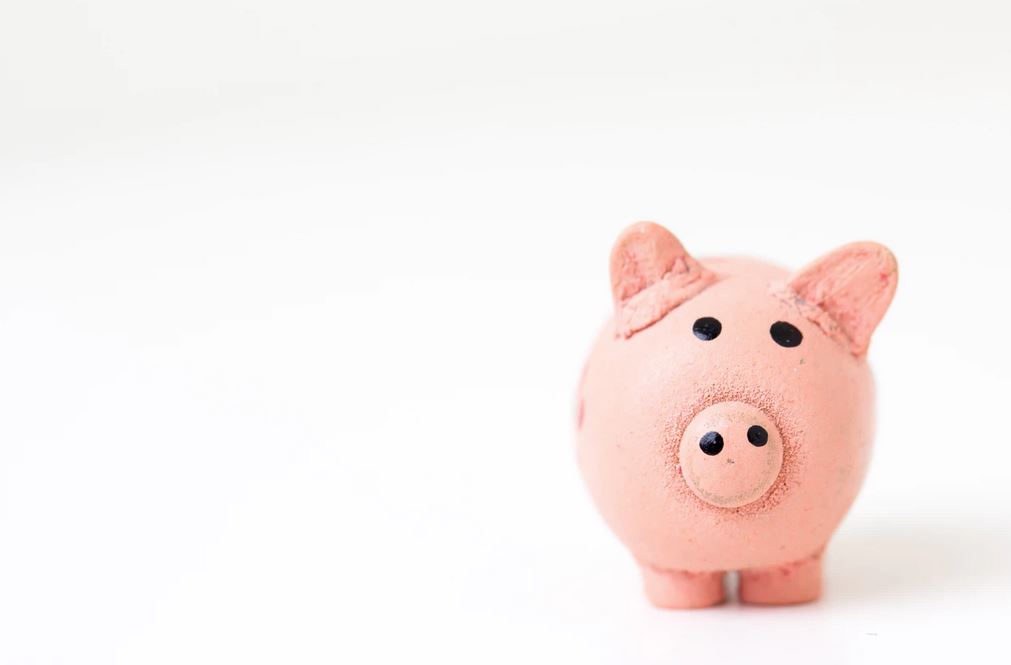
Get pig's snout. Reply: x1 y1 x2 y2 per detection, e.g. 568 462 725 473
678 401 783 508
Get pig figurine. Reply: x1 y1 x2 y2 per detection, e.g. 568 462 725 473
576 222 898 607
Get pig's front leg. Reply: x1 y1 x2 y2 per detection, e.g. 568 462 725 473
738 550 823 605
639 563 726 608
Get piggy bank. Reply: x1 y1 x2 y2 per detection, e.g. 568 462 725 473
576 222 898 607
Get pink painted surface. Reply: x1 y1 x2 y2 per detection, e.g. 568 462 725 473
576 222 897 607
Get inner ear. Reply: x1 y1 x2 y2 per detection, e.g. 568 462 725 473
609 222 715 338
786 242 898 355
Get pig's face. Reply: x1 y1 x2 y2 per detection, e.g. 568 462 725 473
577 223 897 570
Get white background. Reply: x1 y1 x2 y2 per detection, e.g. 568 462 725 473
1 1 1010 663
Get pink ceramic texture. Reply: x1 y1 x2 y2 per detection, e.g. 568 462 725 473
576 222 897 608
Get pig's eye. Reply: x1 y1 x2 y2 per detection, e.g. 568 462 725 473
770 321 803 347
692 317 722 341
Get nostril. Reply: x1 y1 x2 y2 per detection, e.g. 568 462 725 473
747 425 769 447
699 431 724 456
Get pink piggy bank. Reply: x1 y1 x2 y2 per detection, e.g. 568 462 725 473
576 222 898 608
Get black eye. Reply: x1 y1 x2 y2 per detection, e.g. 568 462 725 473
770 321 802 347
699 431 724 456
692 317 722 341
747 425 768 447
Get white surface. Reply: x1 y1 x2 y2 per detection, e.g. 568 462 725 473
1 1 1010 663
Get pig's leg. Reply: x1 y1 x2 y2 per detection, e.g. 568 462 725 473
738 550 823 605
639 564 725 608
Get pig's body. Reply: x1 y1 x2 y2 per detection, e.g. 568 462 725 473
576 225 896 607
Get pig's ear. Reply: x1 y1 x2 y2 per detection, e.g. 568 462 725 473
610 222 716 338
786 242 898 355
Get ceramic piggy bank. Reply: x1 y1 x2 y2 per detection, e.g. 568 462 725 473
576 222 898 608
